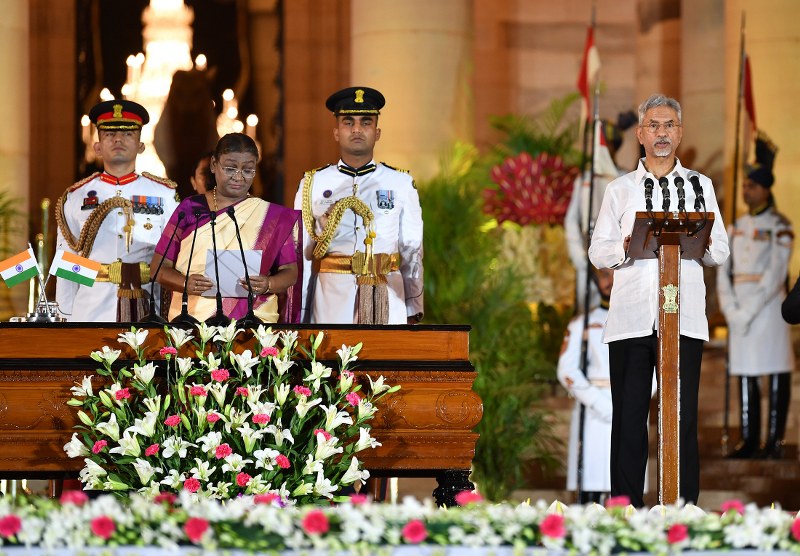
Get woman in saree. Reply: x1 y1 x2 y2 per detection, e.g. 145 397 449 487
151 133 301 323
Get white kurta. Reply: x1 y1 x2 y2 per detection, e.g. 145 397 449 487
55 173 179 322
716 207 795 376
294 161 424 324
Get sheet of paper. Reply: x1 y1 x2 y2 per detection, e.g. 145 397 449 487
202 249 262 298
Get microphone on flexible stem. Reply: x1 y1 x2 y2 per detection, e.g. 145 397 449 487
659 176 671 213
687 170 709 233
644 177 655 215
140 211 185 324
226 206 263 329
204 210 231 327
673 174 687 214
171 210 203 327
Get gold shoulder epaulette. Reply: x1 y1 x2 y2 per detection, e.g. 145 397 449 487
142 172 178 189
380 162 410 174
307 164 332 174
66 172 100 193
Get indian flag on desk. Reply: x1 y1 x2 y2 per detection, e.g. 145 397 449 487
0 247 39 287
49 250 100 287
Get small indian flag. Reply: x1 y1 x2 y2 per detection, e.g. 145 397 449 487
0 247 39 288
50 250 100 287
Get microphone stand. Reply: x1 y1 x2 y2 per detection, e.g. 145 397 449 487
226 206 263 329
171 210 202 327
140 211 184 324
204 210 231 327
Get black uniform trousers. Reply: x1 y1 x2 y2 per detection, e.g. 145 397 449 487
608 332 703 507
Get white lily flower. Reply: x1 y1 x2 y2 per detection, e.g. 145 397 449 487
79 458 107 486
367 374 391 395
95 413 120 442
274 383 290 405
247 400 275 417
196 322 219 343
231 349 259 378
70 375 94 398
142 395 162 415
207 382 229 407
292 481 313 497
238 423 266 453
190 458 217 481
340 456 370 485
162 435 196 459
132 458 162 485
266 425 294 447
315 434 343 460
245 384 266 404
176 357 194 376
109 430 141 457
203 352 222 371
214 321 244 344
355 427 382 451
129 411 158 438
338 370 354 392
159 469 185 489
358 399 377 420
321 404 353 431
107 382 128 407
313 470 338 499
296 395 323 418
302 453 324 475
63 433 89 457
196 431 223 454
336 343 361 368
253 447 280 470
167 326 194 348
272 357 294 377
253 325 279 348
118 328 149 351
134 362 157 384
90 346 122 365
279 330 298 351
221 453 253 474
222 408 249 433
306 361 332 392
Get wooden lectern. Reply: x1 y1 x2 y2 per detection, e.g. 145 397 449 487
628 210 714 504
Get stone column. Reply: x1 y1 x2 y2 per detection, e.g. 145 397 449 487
635 1 682 106
0 0 29 318
349 0 473 181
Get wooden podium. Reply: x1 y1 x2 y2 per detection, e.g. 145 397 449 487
628 211 714 504
0 323 481 506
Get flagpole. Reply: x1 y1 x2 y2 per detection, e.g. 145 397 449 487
576 2 599 503
723 11 747 457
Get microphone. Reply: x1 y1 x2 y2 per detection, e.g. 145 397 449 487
226 205 262 328
204 210 231 327
673 174 686 213
687 171 706 211
171 210 202 326
659 176 671 212
644 177 655 213
140 211 184 324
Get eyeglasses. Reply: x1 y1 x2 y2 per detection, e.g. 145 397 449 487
221 167 256 179
641 121 681 134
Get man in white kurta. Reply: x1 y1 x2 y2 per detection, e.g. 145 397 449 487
55 100 179 322
717 133 794 459
294 87 423 325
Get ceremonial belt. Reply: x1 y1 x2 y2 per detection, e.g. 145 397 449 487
96 261 151 285
733 273 762 284
315 252 401 275
589 379 611 388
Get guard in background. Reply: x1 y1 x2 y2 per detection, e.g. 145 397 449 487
294 87 424 325
717 132 794 459
55 100 180 322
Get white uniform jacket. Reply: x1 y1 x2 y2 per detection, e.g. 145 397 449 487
717 206 794 376
294 160 424 324
588 159 729 343
55 172 179 322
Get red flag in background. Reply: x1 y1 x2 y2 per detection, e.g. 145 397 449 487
743 54 756 132
576 26 600 125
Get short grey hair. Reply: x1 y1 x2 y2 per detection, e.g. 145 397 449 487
638 94 682 124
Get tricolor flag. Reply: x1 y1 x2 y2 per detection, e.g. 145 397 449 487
742 54 756 149
593 119 618 178
49 250 100 287
576 25 601 127
0 247 39 288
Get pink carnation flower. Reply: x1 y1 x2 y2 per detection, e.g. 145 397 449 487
454 490 483 506
345 392 361 406
165 415 181 427
792 518 800 542
605 495 631 509
260 346 279 357
215 443 233 459
314 428 332 441
540 514 566 539
402 519 428 544
210 368 230 382
153 492 177 505
294 385 311 397
145 443 160 457
190 386 207 397
667 523 689 544
207 412 221 424
159 346 177 357
276 454 291 469
720 499 745 515
252 413 270 425
254 493 280 505
349 493 369 505
0 515 22 538
184 517 209 544
90 515 116 540
92 440 108 454
183 477 201 493
236 387 249 396
59 490 89 506
236 472 252 487
301 509 330 535
115 388 131 401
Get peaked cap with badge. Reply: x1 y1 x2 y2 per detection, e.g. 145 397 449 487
747 131 778 188
89 99 150 131
325 87 385 116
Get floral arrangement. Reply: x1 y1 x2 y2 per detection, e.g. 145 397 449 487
63 323 397 504
2 492 800 553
